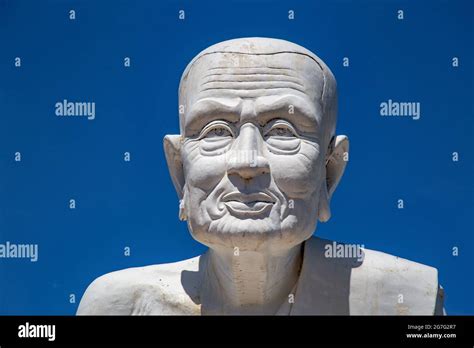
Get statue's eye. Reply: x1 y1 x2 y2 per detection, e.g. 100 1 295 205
263 120 301 155
265 122 297 138
206 126 232 137
201 122 234 139
198 122 234 155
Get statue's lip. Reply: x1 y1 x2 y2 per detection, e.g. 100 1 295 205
221 191 275 216
221 191 275 204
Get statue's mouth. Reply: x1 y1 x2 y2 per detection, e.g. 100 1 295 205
221 192 275 217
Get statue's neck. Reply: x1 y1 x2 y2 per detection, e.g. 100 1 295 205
201 244 303 315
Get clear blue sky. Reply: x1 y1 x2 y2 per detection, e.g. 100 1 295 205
0 0 472 315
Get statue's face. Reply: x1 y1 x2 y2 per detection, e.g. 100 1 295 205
180 52 329 252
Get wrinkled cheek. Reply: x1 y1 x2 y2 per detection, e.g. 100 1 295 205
269 144 324 199
182 149 227 192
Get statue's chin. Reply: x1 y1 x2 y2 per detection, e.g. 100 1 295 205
188 213 315 252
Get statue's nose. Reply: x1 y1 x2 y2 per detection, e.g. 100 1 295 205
226 123 270 180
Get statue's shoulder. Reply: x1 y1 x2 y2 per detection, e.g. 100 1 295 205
77 255 202 315
303 237 445 315
353 245 443 314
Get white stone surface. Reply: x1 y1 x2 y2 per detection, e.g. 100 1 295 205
77 38 444 315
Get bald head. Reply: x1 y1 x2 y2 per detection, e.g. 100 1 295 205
178 38 338 146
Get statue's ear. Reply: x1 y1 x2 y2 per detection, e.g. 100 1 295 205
163 135 184 199
318 135 349 222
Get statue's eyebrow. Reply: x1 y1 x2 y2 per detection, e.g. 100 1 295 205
184 98 241 135
255 95 320 130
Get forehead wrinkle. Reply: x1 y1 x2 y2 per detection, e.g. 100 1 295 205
184 52 324 100
201 66 304 83
203 67 299 79
201 75 305 88
200 84 307 94
186 51 324 76
207 65 294 71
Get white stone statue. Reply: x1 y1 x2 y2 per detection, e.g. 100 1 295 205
77 38 445 315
